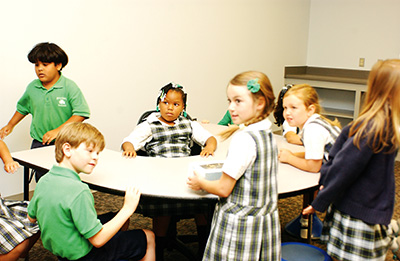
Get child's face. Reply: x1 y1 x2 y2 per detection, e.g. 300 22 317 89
34 61 62 89
65 142 101 174
227 84 262 125
283 94 314 129
158 90 185 125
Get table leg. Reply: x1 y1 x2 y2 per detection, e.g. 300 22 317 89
23 167 30 201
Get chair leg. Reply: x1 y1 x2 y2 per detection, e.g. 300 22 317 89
155 236 166 261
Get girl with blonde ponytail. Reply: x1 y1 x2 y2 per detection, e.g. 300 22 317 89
219 71 275 140
278 84 341 173
187 71 281 260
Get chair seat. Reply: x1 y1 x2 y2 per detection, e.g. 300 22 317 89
281 242 331 261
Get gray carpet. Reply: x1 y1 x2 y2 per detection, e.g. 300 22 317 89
26 161 400 260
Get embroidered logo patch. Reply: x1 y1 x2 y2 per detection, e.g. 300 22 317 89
57 97 67 107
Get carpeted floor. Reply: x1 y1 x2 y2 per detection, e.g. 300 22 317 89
26 161 400 261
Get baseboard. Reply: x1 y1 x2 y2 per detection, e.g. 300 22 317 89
4 191 34 201
4 190 98 201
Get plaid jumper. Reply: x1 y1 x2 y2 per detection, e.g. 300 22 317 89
300 116 341 162
140 116 208 216
145 116 192 157
0 198 39 254
203 129 281 261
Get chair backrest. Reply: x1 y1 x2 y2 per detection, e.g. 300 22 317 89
137 110 202 156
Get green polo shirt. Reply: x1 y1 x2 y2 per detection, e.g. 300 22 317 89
28 165 102 260
17 74 90 142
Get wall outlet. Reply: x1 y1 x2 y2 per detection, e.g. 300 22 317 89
359 58 365 67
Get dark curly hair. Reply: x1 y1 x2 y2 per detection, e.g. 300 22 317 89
156 82 187 111
273 84 293 127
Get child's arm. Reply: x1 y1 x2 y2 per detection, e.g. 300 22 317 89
284 131 302 145
187 172 236 198
42 115 85 145
302 205 316 215
0 111 26 139
278 148 322 173
200 136 217 157
27 214 37 223
122 142 137 158
88 186 141 248
0 140 20 173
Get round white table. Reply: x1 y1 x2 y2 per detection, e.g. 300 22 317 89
12 124 319 200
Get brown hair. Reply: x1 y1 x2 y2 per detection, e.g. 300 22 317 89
220 71 275 140
350 59 400 153
284 84 341 128
55 122 105 163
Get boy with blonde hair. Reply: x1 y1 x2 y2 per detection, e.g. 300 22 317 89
27 122 155 260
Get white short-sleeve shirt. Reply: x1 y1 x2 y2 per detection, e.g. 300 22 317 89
300 114 333 160
222 119 272 180
121 112 212 150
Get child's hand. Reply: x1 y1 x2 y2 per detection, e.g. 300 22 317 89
122 149 137 158
278 148 293 163
200 147 215 157
42 130 58 145
187 171 202 191
4 161 20 174
302 205 316 215
0 125 13 140
200 136 217 158
123 186 141 213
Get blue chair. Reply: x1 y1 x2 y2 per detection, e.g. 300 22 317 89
281 242 332 261
285 213 323 240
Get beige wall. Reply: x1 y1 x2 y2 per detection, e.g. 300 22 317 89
3 0 400 197
0 0 311 197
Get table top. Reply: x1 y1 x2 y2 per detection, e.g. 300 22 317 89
12 124 320 200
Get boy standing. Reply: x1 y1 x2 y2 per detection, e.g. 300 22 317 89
0 42 90 180
27 122 155 260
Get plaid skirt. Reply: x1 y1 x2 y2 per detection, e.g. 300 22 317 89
138 197 211 217
321 205 392 261
203 203 281 261
0 198 39 254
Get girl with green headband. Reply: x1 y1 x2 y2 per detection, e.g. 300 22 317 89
188 71 281 260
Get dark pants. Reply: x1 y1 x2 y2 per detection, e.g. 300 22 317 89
30 139 54 182
58 212 147 261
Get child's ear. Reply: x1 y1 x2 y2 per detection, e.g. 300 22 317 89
62 143 72 158
307 104 316 115
55 63 62 71
256 96 266 112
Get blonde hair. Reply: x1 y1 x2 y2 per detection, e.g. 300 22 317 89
55 122 105 163
350 59 400 153
220 71 275 140
284 84 341 128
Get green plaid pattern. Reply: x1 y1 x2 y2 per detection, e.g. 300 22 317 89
203 130 281 261
145 116 192 157
321 205 392 260
0 198 39 254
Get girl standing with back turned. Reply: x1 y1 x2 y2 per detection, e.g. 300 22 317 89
303 59 400 260
187 71 280 260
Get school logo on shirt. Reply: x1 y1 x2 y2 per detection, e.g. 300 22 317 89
57 97 67 107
